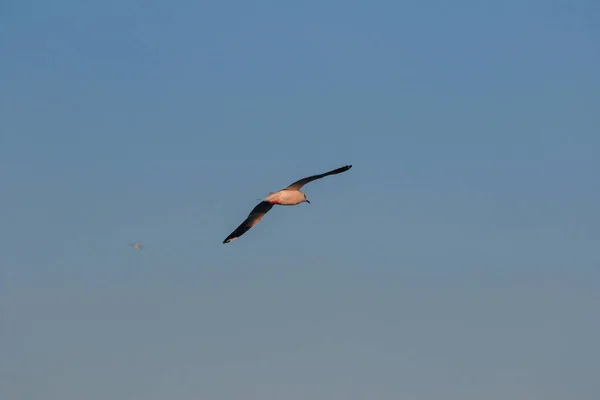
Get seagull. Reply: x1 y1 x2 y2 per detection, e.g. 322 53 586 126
223 165 352 244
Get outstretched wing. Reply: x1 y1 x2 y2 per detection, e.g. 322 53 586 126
284 165 352 191
223 201 275 244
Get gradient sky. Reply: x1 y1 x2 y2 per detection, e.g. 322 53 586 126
1 1 599 399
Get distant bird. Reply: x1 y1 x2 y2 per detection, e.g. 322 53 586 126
131 243 142 249
223 165 352 244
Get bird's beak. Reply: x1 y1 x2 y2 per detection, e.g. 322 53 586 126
306 199 311 204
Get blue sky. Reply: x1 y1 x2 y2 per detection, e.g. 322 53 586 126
1 1 599 399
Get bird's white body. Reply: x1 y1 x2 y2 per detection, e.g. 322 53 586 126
264 189 307 205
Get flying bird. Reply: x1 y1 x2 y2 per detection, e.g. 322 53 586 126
131 243 142 249
223 164 352 244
